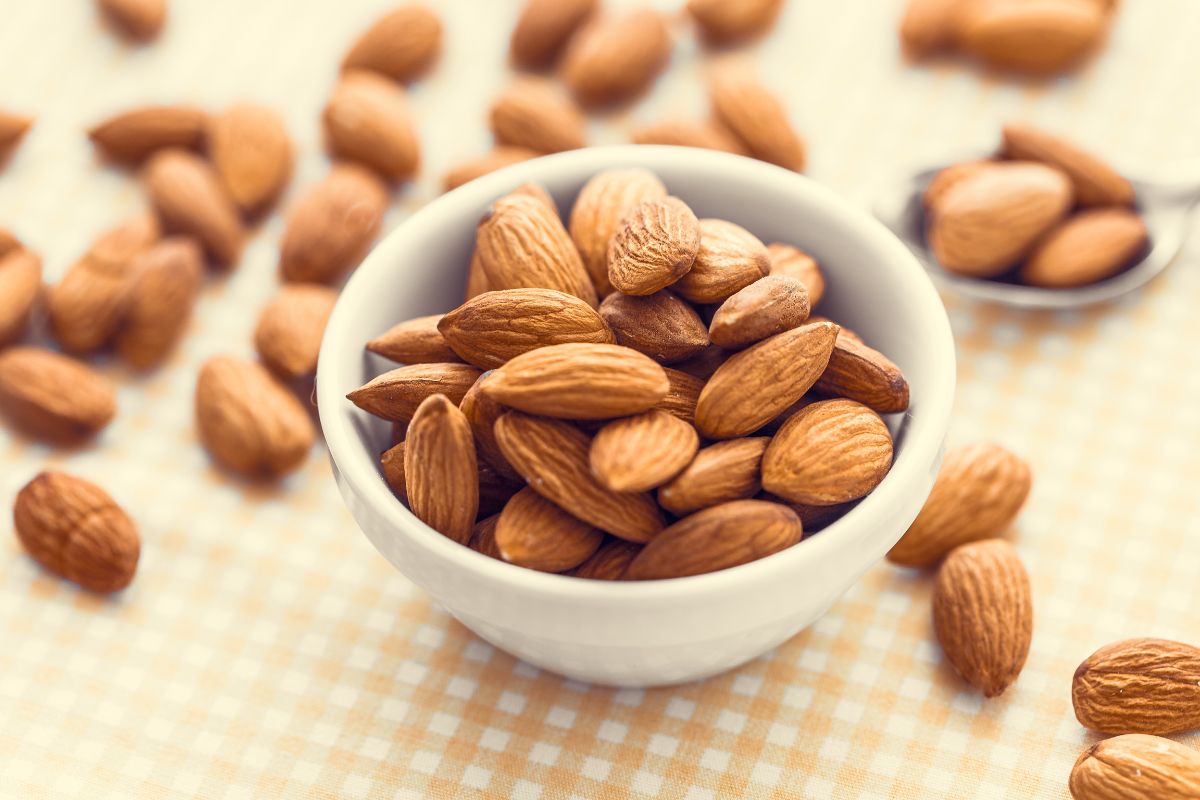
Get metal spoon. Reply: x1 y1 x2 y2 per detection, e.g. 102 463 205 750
873 154 1200 309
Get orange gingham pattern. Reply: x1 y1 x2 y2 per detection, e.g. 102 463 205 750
2 1 1200 798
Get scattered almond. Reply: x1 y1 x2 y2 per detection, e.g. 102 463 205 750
490 78 587 155
590 410 699 492
495 487 603 572
709 275 810 350
1072 638 1200 735
208 104 293 216
570 168 668 295
0 249 42 348
1001 122 1134 207
561 9 671 107
368 314 460 364
956 0 1106 75
1020 207 1147 288
341 3 442 83
443 147 539 193
672 218 770 304
0 347 117 443
710 63 805 172
766 243 825 308
607 196 701 296
658 437 769 516
1069 734 1200 800
347 362 482 422
687 0 783 44
510 0 598 68
598 290 709 364
143 148 245 266
97 0 165 41
114 237 204 369
631 119 747 154
254 284 339 380
404 393 478 544
280 164 388 284
89 105 207 164
899 0 963 57
324 70 421 182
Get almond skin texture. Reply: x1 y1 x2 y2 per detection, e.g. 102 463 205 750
589 410 699 492
143 149 245 267
0 347 116 444
1069 734 1200 800
813 332 911 414
324 71 421 183
490 79 587 155
932 539 1033 697
0 112 32 160
709 275 811 350
459 376 519 480
767 243 825 308
14 471 139 593
483 343 669 420
195 356 315 478
656 367 705 424
0 249 42 347
443 147 539 193
114 237 204 369
696 321 838 439
510 0 598 68
599 291 709 364
254 284 339 380
927 161 1074 278
439 288 612 370
710 64 805 172
280 164 388 284
1001 123 1134 207
341 4 442 83
658 437 769 516
97 0 165 41
626 500 802 580
494 412 664 542
495 487 603 572
673 218 770 304
368 314 460 364
888 442 1032 567
687 0 783 44
1072 639 1200 735
381 441 408 503
347 362 483 422
631 120 747 155
403 393 478 544
208 104 293 216
956 0 1105 75
608 196 701 296
569 538 641 580
762 398 893 505
561 10 671 107
899 0 963 57
570 168 668 295
88 105 206 164
1020 208 1148 288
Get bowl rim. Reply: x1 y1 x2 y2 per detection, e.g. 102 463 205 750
317 145 956 605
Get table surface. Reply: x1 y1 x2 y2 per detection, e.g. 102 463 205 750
2 1 1199 798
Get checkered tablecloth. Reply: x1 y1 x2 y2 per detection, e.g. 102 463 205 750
2 1 1199 797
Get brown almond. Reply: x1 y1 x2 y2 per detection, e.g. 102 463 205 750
403 393 478 543
143 148 245 266
0 347 116 443
626 499 802 580
570 168 668 295
1072 639 1200 735
380 441 408 503
655 367 705 423
459 376 518 480
607 196 701 296
254 284 339 380
589 410 699 492
478 449 523 518
510 0 598 68
0 249 42 347
899 0 963 57
495 487 603 572
443 147 539 193
88 105 206 164
561 10 671 107
1001 122 1134 207
368 314 460 364
1020 208 1147 288
468 515 503 560
687 0 783 43
0 112 31 160
766 242 825 308
324 71 421 183
598 290 709 364
114 237 204 369
208 104 293 216
932 539 1033 697
97 0 165 41
672 218 770 304
0 228 21 259
347 362 483 422
569 538 641 580
672 343 728 381
658 437 769 516
956 0 1105 75
490 78 587 155
710 63 805 171
341 3 442 83
813 332 910 413
464 249 489 300
780 497 856 533
922 160 996 210
280 164 388 284
1070 734 1200 800
631 119 747 154
709 275 811 350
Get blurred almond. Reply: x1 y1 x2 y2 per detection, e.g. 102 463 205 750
280 164 388 284
254 284 339 380
490 78 587 155
208 104 293 216
687 0 783 43
709 275 810 350
443 147 539 192
0 347 116 443
570 168 668 295
341 3 442 83
655 367 704 423
658 437 768 516
899 0 963 57
143 148 244 266
561 9 671 107
1021 208 1147 288
368 314 460 364
114 237 203 369
510 0 597 68
672 218 770 304
589 410 699 492
0 249 41 347
922 160 996 209
631 119 747 154
813 331 910 413
404 393 478 544
348 362 482 422
495 487 603 572
324 70 420 182
1072 638 1200 735
608 196 701 295
710 63 805 171
0 228 20 258
766 243 825 308
459 376 519 480
89 106 206 164
569 538 641 580
464 249 489 301
0 111 33 160
1070 734 1200 800
956 0 1105 74
97 0 165 41
599 290 709 364
1001 123 1134 207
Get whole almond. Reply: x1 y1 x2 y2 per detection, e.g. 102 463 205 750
439 288 613 369
88 105 207 164
655 367 705 423
709 275 811 350
813 332 910 413
97 0 165 41
324 71 421 182
0 347 116 443
922 160 996 210
381 441 408 503
687 0 783 43
341 3 442 83
143 148 245 266
280 164 388 284
899 0 963 57
561 10 671 107
658 437 769 515
569 538 641 580
888 442 1032 567
1020 208 1147 288
957 0 1105 74
626 499 802 580
195 356 315 477
766 243 825 308
569 168 668 295
673 343 729 381
631 119 747 155
495 487 603 572
443 147 539 193
932 539 1033 697
490 79 587 155
347 362 483 422
607 196 701 295
710 63 805 172
589 410 699 492
762 398 893 505
510 0 598 68
0 112 32 160
0 249 41 347
1072 638 1200 735
1001 123 1134 207
672 218 770 304
208 104 293 216
494 412 664 542
368 314 460 364
459 377 519 480
696 321 838 439
114 237 204 369
599 290 709 364
1070 735 1200 800
468 515 503 560
482 342 669 420
254 284 339 380
404 393 478 544
14 471 139 593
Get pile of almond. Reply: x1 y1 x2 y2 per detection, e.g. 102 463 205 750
350 168 910 580
924 123 1148 289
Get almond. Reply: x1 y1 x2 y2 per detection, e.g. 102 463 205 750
439 288 612 369
368 314 460 364
710 63 805 172
468 514 503 560
687 0 783 43
114 237 204 368
598 290 709 364
0 347 116 443
341 3 442 83
88 105 206 164
672 218 770 304
957 0 1105 74
630 119 747 155
195 356 315 477
561 10 671 107
280 164 388 284
888 442 1031 567
673 343 729 381
510 0 598 68
927 161 1073 277
404 393 478 544
490 78 587 155
459 376 519 480
766 243 825 308
254 284 339 380
755 394 819 436
1070 734 1200 800
381 441 408 503
655 367 705 424
1001 123 1134 207
607 196 701 295
494 411 664 542
1072 638 1200 735
324 71 421 182
777 496 856 533
0 112 32 160
481 342 668 420
899 0 963 57
922 160 996 209
0 249 41 347
625 499 802 580
14 471 139 593
443 147 539 193
658 437 769 515
709 275 811 350
696 321 838 439
208 104 293 216
813 332 910 413
143 148 245 266
495 487 603 572
97 0 165 41
464 249 489 300
589 410 699 492
347 362 482 422
478 455 523 517
0 227 21 259
1020 208 1147 288
569 168 668 295
932 539 1033 697
761 398 893 505
569 538 641 580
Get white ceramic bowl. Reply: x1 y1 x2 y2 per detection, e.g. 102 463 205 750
317 146 956 687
